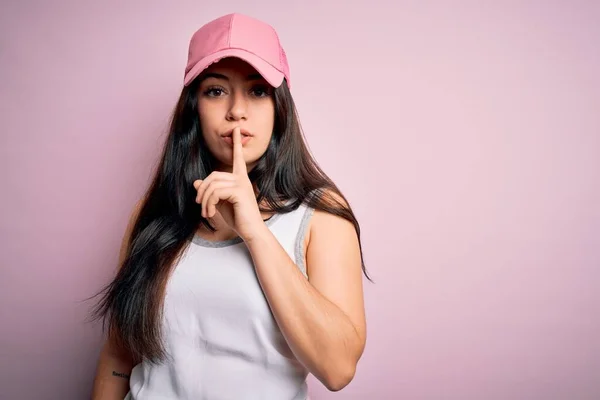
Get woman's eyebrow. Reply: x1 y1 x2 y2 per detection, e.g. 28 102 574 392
200 72 228 82
246 73 263 81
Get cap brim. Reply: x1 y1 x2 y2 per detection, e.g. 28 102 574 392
183 48 285 88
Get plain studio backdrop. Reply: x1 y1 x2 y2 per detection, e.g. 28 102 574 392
1 1 599 399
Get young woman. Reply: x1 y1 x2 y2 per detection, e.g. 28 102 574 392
90 12 369 400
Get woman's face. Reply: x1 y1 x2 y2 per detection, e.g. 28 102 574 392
196 57 275 172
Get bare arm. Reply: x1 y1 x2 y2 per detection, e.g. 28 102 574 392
246 198 367 391
91 340 134 400
91 200 142 399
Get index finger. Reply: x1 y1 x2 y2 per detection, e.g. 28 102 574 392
232 126 247 175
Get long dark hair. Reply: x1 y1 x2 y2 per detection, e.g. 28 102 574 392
89 76 371 364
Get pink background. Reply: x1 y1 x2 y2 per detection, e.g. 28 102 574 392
2 1 599 399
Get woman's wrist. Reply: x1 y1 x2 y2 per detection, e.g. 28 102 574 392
243 222 274 248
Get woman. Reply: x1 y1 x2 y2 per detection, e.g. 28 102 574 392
91 12 369 400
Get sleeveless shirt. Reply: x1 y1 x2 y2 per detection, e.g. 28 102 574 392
125 202 315 400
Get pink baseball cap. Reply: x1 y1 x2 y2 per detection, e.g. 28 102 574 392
183 13 291 89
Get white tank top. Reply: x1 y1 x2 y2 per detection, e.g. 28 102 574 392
125 202 314 400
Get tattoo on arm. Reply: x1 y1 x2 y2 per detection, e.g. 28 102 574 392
112 371 130 379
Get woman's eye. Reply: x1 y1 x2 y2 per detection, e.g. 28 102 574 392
204 87 225 97
252 86 271 97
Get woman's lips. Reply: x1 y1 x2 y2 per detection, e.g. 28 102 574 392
220 128 253 145
221 135 251 145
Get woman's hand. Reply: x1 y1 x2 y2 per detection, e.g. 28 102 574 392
193 127 266 242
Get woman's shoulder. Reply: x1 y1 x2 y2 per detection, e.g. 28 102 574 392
303 189 356 250
308 189 353 229
302 189 362 283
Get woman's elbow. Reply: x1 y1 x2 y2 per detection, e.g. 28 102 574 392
322 362 356 392
316 332 365 391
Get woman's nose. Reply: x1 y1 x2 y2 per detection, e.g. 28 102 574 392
226 92 248 121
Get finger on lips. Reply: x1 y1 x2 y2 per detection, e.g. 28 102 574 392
232 127 247 175
193 126 248 218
